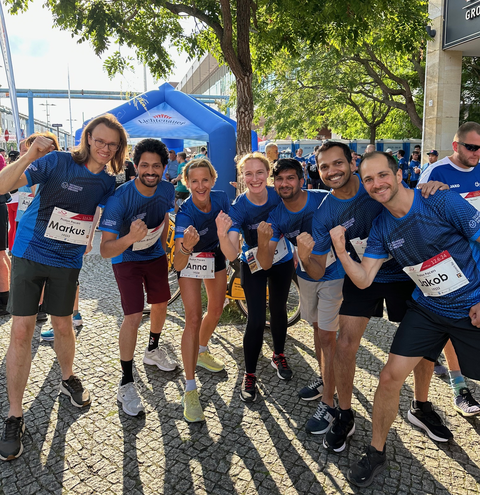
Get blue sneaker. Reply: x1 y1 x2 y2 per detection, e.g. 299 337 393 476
72 313 83 327
41 328 54 341
306 401 336 434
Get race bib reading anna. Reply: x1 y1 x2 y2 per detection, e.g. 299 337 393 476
44 207 93 245
180 252 215 279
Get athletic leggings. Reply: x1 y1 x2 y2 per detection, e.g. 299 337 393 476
240 258 294 374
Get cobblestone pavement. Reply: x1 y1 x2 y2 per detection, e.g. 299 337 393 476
1 239 479 494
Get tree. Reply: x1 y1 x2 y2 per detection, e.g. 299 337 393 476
6 0 429 152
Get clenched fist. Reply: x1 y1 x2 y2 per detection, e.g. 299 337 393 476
215 210 232 238
129 219 148 243
183 225 200 251
329 225 347 256
296 232 315 262
257 221 273 244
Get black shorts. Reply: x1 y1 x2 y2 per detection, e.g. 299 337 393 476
339 275 415 322
7 256 80 316
0 203 7 251
391 301 480 380
177 245 226 279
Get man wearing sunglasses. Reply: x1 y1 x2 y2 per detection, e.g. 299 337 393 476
418 121 480 418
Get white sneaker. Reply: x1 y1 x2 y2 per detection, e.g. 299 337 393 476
143 346 178 371
117 382 145 417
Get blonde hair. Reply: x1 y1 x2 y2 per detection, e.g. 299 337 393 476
182 158 218 186
236 152 270 175
71 114 128 175
24 131 60 151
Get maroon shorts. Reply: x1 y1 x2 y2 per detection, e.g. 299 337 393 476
113 255 170 315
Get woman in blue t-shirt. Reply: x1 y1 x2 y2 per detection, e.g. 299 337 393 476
174 158 229 423
216 152 294 403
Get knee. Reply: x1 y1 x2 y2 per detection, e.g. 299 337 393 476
207 303 224 321
378 366 404 393
336 333 360 356
185 312 202 331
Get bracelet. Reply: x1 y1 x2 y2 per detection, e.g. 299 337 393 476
180 243 193 256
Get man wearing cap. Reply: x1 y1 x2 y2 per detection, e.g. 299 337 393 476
421 149 438 173
418 121 480 417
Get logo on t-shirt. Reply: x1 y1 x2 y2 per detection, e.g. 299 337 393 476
61 182 83 192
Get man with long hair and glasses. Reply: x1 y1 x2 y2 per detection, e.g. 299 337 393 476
418 121 480 418
0 114 127 461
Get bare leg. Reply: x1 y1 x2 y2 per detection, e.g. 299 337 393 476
6 316 37 417
51 315 76 380
443 339 460 372
179 278 203 381
371 354 422 451
318 328 337 407
150 301 168 335
0 251 10 292
413 358 434 402
313 322 322 371
198 270 227 347
334 315 369 410
119 312 143 361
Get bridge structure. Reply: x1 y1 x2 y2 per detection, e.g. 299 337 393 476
0 88 229 136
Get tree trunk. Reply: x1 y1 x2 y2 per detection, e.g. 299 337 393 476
235 73 254 155
369 125 376 144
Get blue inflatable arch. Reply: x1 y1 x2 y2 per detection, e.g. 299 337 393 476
75 83 240 200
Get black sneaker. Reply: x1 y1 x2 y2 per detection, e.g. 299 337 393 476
36 306 48 322
453 388 480 417
240 373 257 403
59 375 92 408
271 353 293 381
0 416 25 461
347 445 387 487
407 400 453 442
298 376 324 401
323 408 355 452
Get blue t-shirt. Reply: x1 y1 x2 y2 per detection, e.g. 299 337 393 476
365 189 480 318
312 179 409 283
99 179 175 264
13 151 115 268
174 190 230 252
229 186 293 264
418 157 480 193
398 157 409 180
409 160 421 181
267 190 344 282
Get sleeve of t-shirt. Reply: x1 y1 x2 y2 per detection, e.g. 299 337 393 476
443 191 480 241
267 208 282 242
174 210 192 240
364 217 390 260
25 152 58 186
229 199 244 233
312 209 332 256
98 180 116 208
221 191 230 214
98 195 124 234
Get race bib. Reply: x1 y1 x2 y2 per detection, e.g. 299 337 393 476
180 252 215 279
351 237 392 263
402 250 469 297
460 191 480 211
44 207 93 245
295 246 336 272
246 237 288 273
18 191 34 212
132 222 165 251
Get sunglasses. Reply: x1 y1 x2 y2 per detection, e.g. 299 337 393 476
457 141 480 152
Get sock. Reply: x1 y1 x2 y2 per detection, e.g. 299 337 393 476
73 310 79 317
120 359 134 386
448 370 466 396
185 379 197 392
148 332 160 351
199 345 207 354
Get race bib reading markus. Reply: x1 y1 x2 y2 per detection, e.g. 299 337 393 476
44 207 94 245
402 250 469 297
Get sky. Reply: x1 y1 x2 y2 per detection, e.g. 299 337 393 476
0 1 192 138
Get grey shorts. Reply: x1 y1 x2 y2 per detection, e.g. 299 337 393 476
297 277 344 331
7 256 80 317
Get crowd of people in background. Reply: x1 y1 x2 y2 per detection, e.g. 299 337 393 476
1 119 480 491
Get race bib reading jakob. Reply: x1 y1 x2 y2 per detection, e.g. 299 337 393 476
44 207 94 245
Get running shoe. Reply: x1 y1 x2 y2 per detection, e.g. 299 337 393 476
143 346 178 371
59 375 91 408
0 416 25 461
117 382 145 417
240 374 257 403
197 351 224 372
72 313 83 327
298 376 324 401
433 360 447 377
40 328 54 341
347 445 387 487
407 400 453 442
306 401 336 435
323 408 355 452
182 389 205 422
453 388 480 417
271 353 293 381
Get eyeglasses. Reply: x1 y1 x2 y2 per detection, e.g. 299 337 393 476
91 136 120 152
457 141 480 152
